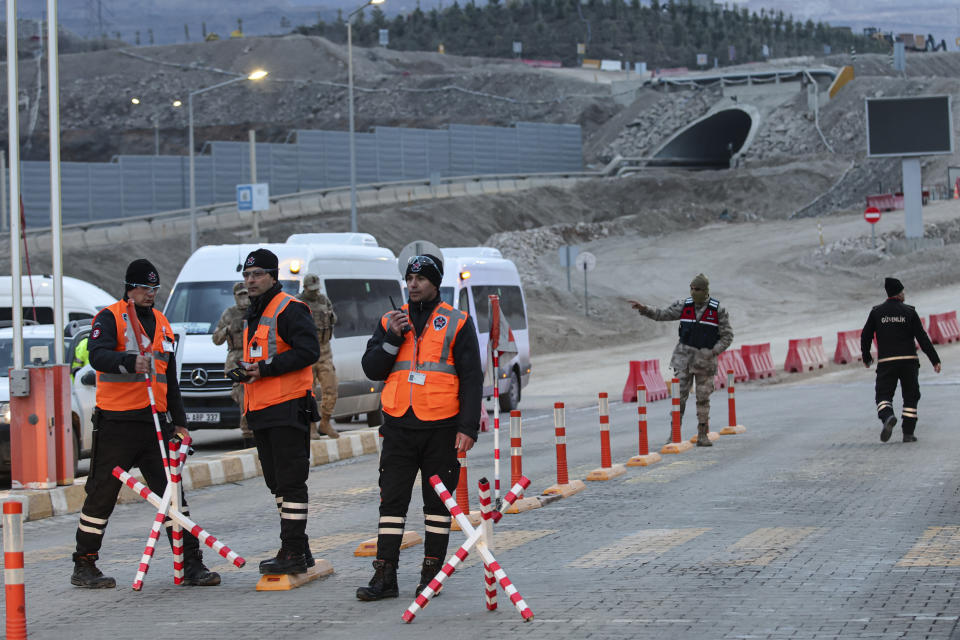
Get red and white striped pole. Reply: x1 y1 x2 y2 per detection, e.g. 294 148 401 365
599 393 612 467
509 410 522 488
587 393 626 480
491 294 502 505
553 402 568 485
661 377 692 454
113 467 246 568
171 438 186 585
670 378 681 442
477 478 497 611
543 404 586 496
3 501 27 640
455 449 471 516
628 385 662 466
720 369 747 435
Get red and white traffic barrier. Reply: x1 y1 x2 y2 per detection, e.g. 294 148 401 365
661 377 692 454
4 501 27 640
543 402 587 497
492 350 502 503
587 393 626 480
628 385 662 466
402 475 534 624
719 370 747 435
131 437 191 590
478 479 497 611
113 466 246 569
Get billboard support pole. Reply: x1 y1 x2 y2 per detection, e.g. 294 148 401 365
902 158 922 239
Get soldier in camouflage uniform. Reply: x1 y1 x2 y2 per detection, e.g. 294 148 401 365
628 273 733 446
298 273 340 440
212 282 252 439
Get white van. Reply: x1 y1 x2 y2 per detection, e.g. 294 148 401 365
437 247 531 411
163 234 403 430
0 275 114 326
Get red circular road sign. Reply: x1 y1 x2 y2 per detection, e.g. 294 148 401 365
864 206 881 224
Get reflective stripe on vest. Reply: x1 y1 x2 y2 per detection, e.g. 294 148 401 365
381 302 467 421
95 300 173 412
242 292 314 413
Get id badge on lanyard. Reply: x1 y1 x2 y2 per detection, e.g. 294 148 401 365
249 341 263 359
408 371 426 385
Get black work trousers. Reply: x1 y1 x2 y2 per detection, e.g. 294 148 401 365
376 424 460 564
254 425 310 553
76 414 198 555
875 359 921 435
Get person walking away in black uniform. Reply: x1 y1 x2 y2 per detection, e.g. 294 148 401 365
356 253 483 601
861 277 941 443
239 249 321 575
71 259 220 588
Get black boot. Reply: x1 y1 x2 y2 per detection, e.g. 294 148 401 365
880 413 897 443
70 552 116 589
696 423 713 447
182 549 221 586
415 557 443 597
356 559 399 601
259 548 308 575
305 545 315 568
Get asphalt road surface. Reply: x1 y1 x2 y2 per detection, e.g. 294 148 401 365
5 361 960 639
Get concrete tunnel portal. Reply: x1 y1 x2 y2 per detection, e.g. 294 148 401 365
650 106 759 169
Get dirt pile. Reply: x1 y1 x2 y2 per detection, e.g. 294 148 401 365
1 34 619 161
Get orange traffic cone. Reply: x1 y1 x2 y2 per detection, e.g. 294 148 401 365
953 179 959 200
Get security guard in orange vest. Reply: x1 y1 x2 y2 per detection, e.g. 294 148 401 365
238 249 321 575
71 259 220 589
356 253 482 601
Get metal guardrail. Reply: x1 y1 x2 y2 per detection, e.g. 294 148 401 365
22 168 609 236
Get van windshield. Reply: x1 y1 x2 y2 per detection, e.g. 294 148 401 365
439 287 454 306
0 307 55 324
325 279 403 338
471 285 527 332
165 281 299 334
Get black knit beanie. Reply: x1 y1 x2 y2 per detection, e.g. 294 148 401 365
884 277 904 297
124 259 160 291
405 253 443 289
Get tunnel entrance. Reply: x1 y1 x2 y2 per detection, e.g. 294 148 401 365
650 107 756 169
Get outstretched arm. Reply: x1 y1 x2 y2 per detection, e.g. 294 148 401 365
629 299 685 322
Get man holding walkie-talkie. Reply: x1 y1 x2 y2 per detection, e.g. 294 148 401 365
237 248 321 575
70 259 220 589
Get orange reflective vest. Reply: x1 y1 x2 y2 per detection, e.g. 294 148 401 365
242 292 314 413
381 302 468 421
96 300 175 412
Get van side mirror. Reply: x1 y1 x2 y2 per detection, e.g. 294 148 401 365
81 371 96 386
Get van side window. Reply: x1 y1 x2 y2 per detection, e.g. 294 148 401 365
69 312 93 322
471 286 527 332
325 279 403 338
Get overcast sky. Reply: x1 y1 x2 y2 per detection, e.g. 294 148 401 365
733 1 960 46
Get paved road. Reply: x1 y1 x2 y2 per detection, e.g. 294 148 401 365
5 366 960 639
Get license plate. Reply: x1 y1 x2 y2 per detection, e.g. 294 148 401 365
187 412 220 423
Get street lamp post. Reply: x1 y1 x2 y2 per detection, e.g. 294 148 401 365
131 97 183 155
188 69 267 253
347 0 385 234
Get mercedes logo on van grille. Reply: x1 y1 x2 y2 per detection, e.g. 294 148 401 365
190 368 209 386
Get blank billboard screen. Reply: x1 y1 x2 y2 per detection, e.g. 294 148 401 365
866 96 954 157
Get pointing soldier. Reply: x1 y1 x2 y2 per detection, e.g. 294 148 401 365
297 273 340 439
213 282 253 441
628 273 734 446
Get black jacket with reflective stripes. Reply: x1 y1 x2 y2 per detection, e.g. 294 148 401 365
861 298 939 367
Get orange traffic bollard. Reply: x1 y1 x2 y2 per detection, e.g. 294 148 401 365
720 370 747 435
451 449 481 530
587 393 626 481
509 410 523 487
628 385 661 466
4 501 27 640
543 403 586 497
661 378 693 454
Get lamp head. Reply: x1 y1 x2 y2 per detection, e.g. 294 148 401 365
247 69 268 80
